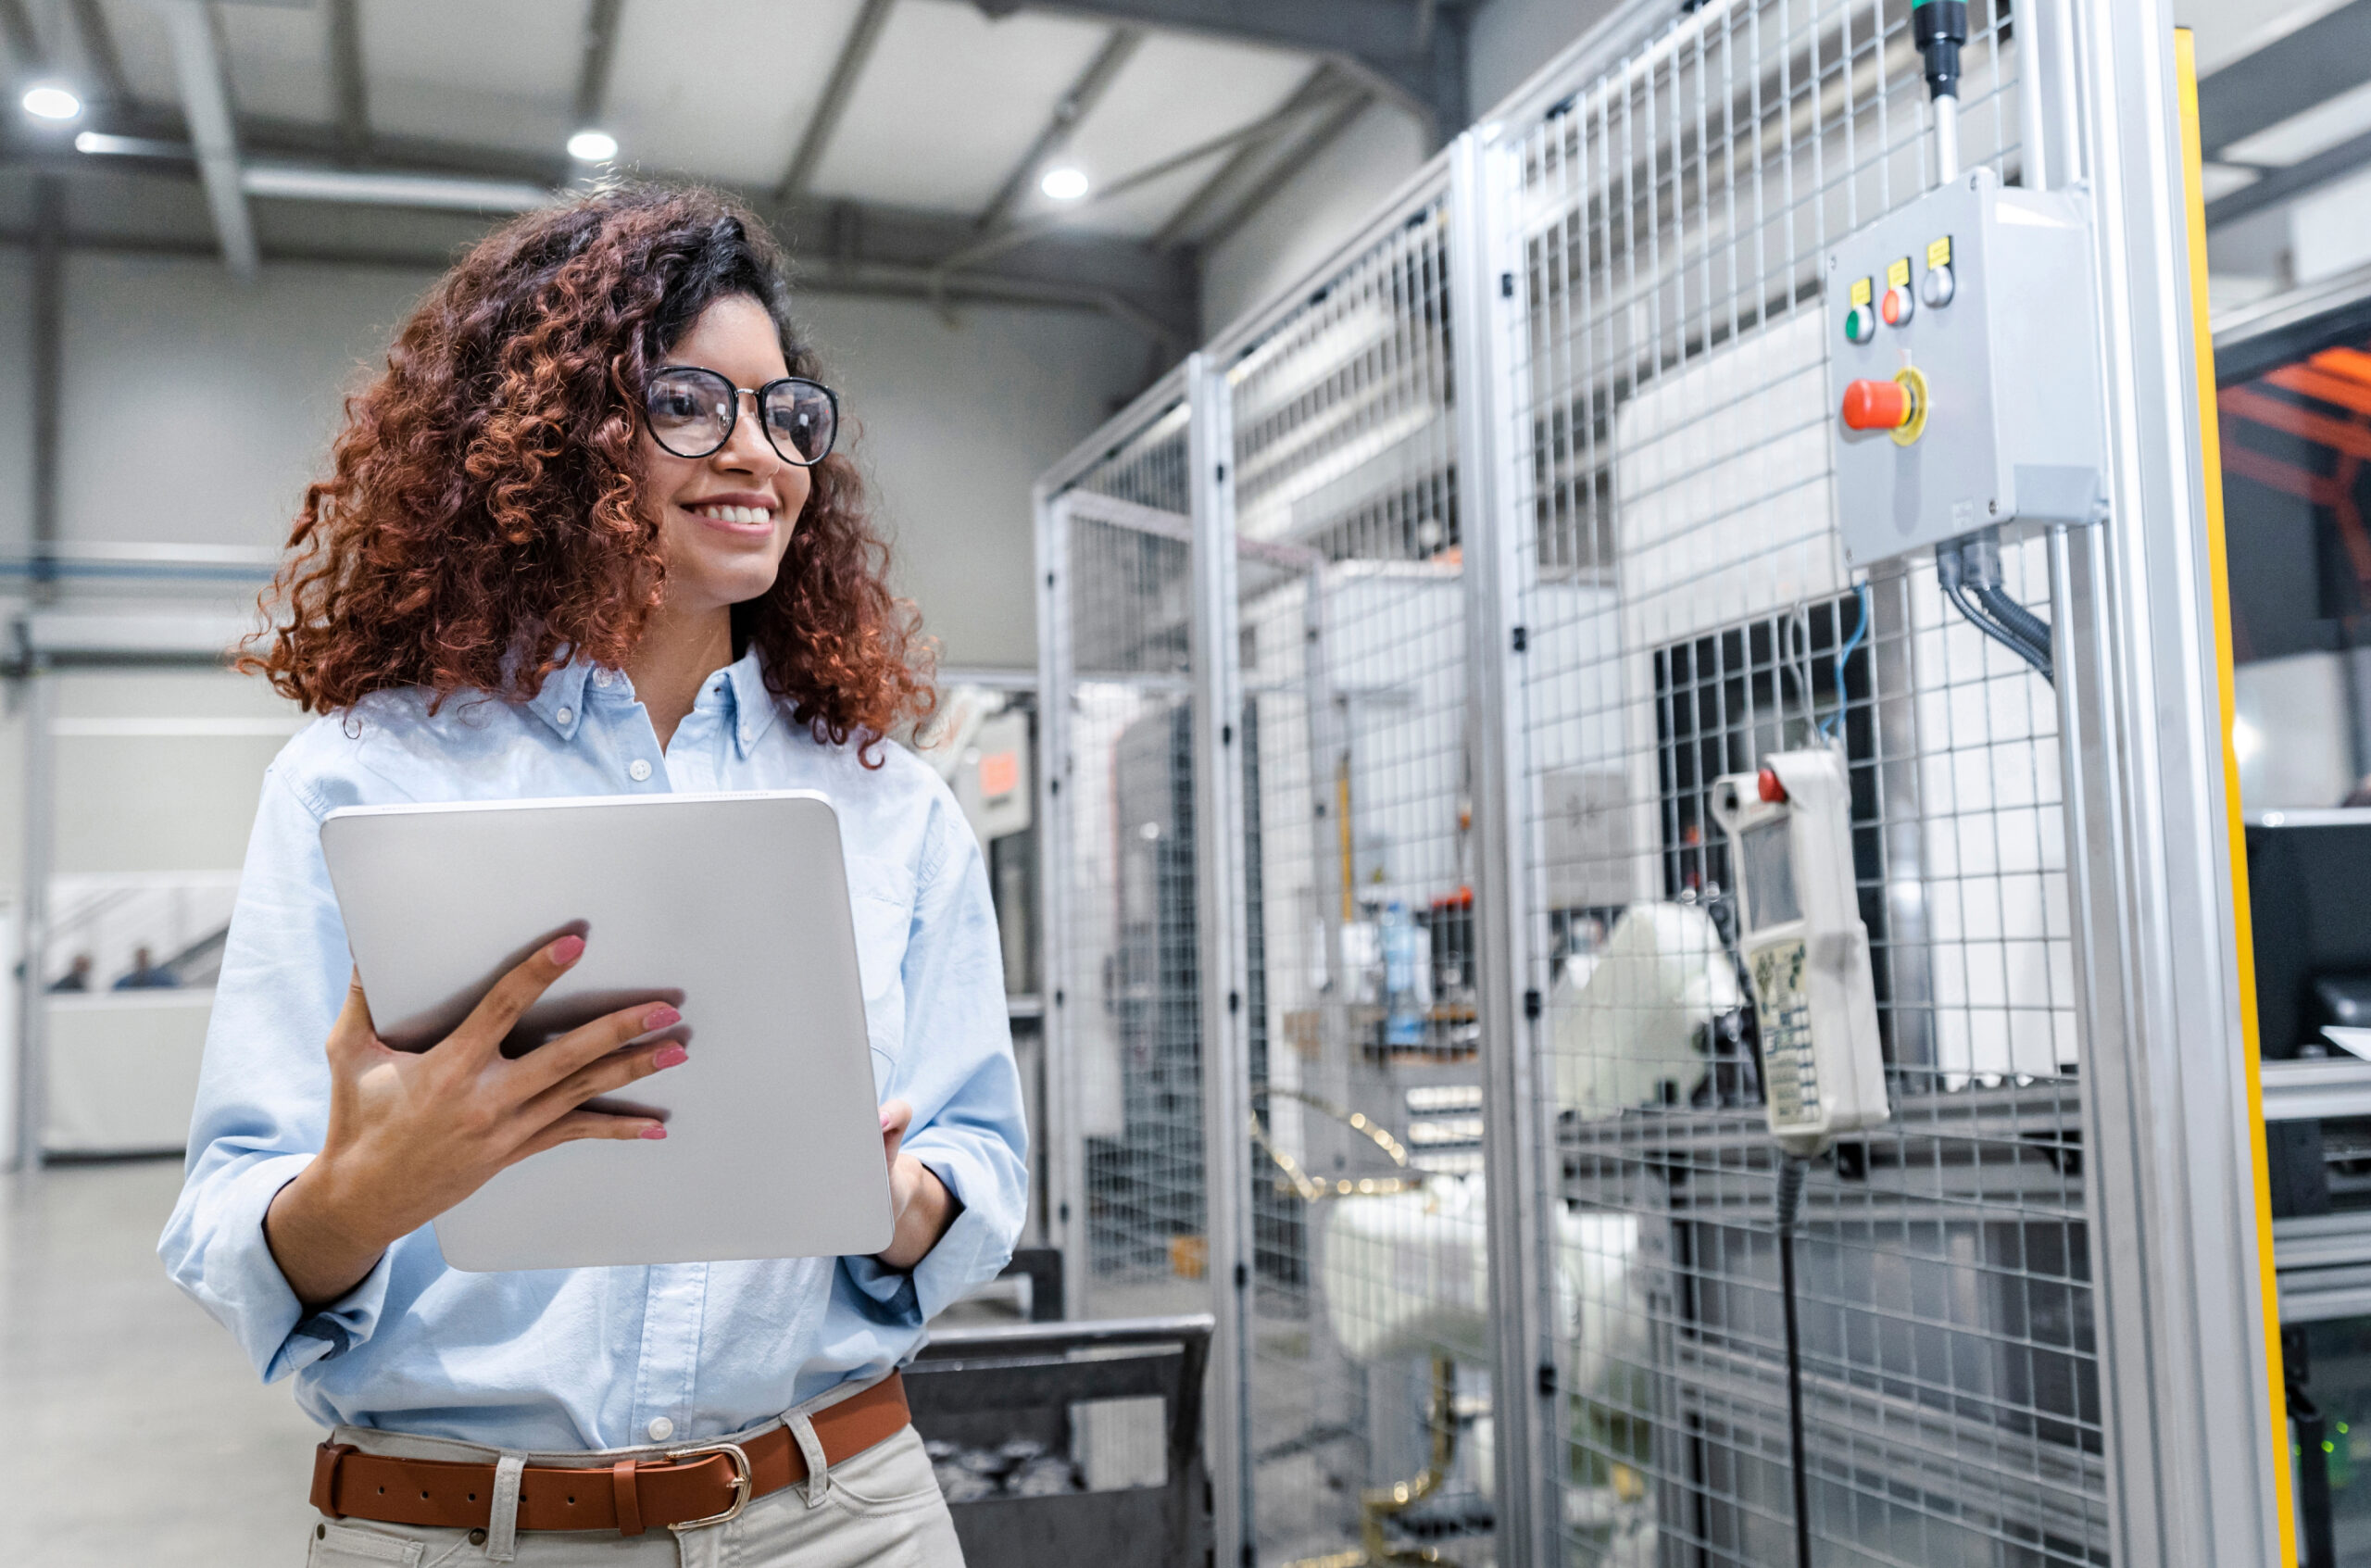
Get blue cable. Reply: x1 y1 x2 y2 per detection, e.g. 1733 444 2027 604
1823 583 1871 741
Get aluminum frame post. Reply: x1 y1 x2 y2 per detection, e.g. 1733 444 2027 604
1186 351 1255 1567
2051 3 2281 1562
11 658 54 1172
1033 483 1087 1287
1448 126 1560 1568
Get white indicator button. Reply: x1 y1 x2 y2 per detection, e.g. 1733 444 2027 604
1921 264 1955 307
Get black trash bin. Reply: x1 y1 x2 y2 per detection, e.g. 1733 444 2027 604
905 1312 1214 1568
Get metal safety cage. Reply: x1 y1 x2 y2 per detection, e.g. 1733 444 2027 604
1479 2 2100 1563
1034 2 2281 1564
1201 165 1511 1568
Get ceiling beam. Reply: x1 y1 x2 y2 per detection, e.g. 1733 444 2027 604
2197 0 2371 158
155 0 257 278
974 25 1141 232
2206 125 2371 232
972 0 1466 145
325 0 368 161
573 0 625 128
65 0 129 106
776 0 895 204
0 0 44 70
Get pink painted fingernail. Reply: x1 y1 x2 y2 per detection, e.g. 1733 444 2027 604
549 935 585 966
643 1005 681 1031
880 1110 896 1131
640 1124 668 1140
653 1044 688 1069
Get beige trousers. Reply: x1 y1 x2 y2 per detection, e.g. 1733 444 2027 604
303 1380 964 1568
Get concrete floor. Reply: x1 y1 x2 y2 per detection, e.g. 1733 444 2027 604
5 1159 321 1565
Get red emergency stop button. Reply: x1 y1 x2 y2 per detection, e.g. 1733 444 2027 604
1841 378 1912 432
1757 767 1788 803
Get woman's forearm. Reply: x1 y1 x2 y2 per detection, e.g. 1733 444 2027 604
266 1157 393 1311
876 1155 960 1271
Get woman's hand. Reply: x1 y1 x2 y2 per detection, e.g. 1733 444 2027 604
265 935 686 1310
873 1098 960 1271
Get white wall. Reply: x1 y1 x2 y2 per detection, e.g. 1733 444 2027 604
39 250 1146 671
1468 0 1630 116
1201 101 1432 332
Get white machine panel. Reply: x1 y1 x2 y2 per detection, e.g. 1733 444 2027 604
1824 168 2105 565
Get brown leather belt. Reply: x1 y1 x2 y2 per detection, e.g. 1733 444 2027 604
310 1372 909 1537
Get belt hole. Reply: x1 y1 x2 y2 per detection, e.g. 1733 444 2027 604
468 1493 477 1502
420 1491 430 1500
376 1486 385 1495
567 1497 575 1506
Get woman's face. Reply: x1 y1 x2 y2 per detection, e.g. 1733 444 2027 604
638 294 812 618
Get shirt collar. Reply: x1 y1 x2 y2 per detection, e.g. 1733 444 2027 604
721 644 779 759
525 657 592 742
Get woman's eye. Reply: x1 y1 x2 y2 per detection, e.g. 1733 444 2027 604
653 390 703 420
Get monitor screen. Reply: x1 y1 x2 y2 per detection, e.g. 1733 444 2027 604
1740 817 1803 932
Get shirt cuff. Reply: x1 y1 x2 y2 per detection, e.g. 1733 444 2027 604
186 1152 400 1383
842 1140 1019 1325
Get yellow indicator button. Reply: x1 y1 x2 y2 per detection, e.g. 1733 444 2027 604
1927 235 1952 270
1887 257 1912 290
1850 276 1873 307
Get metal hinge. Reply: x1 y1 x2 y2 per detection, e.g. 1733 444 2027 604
1537 1361 1558 1398
1524 987 1543 1021
1500 271 1514 299
1235 1262 1249 1289
1512 626 1528 654
1228 989 1241 1014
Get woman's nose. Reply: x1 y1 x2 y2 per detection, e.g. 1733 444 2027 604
712 390 778 473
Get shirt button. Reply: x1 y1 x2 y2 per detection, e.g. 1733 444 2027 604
593 670 615 688
555 706 573 725
629 759 653 782
646 1416 674 1442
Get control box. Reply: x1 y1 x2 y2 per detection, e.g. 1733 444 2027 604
1824 167 2105 566
1709 750 1888 1157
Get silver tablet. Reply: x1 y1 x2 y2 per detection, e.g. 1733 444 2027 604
320 791 895 1272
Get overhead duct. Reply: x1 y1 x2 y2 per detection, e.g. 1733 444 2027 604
73 134 558 214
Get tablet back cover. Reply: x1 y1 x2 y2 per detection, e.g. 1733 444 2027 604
320 792 894 1270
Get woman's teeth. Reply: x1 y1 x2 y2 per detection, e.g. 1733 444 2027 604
693 504 772 525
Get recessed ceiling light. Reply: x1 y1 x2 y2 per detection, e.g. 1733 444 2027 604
1040 166 1089 202
22 84 83 123
567 129 618 163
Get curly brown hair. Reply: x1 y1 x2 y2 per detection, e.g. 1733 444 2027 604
247 183 934 760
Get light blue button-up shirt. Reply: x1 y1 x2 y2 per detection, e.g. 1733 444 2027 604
159 647 1027 1450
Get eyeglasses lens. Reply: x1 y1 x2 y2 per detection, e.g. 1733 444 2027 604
646 370 734 458
762 383 835 464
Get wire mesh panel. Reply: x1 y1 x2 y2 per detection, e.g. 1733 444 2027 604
1488 4 2106 1564
1040 388 1219 1335
1211 181 1514 1565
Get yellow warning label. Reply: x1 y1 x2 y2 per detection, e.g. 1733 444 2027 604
1927 235 1953 270
1850 276 1872 307
1887 257 1912 289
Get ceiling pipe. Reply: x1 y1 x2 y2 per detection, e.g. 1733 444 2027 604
73 133 558 213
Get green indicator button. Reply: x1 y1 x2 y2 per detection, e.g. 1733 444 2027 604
1844 304 1877 345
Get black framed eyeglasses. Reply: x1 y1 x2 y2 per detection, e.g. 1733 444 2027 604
642 366 838 467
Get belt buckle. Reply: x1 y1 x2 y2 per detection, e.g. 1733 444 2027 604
663 1440 754 1534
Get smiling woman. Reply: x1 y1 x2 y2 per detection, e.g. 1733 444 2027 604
161 184 1022 1568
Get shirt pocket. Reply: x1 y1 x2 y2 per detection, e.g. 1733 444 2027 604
845 856 917 1086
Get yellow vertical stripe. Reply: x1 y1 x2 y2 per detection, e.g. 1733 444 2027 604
2174 27 2296 1558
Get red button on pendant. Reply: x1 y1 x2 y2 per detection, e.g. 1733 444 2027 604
1840 378 1911 432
